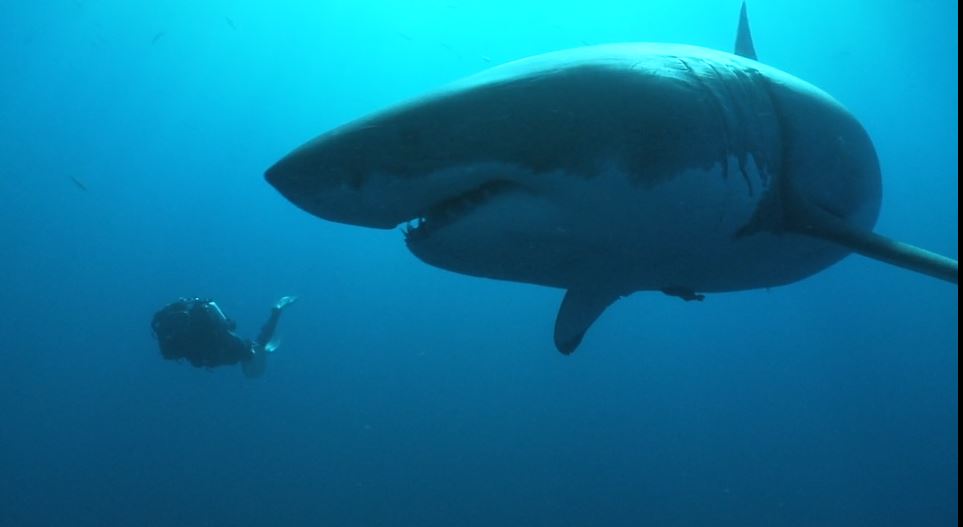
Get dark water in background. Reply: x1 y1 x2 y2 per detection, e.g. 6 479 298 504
0 1 957 525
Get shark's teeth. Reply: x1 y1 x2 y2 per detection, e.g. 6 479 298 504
403 181 519 241
402 216 428 239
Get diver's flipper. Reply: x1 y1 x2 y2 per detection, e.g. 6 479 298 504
275 295 299 310
264 337 281 353
242 347 268 379
554 289 620 355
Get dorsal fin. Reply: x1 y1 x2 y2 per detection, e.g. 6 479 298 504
735 1 758 60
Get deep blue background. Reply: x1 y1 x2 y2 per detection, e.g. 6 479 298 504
0 1 957 525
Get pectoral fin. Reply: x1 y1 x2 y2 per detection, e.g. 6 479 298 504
784 183 958 285
554 289 620 355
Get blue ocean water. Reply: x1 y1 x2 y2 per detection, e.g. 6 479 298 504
0 0 957 525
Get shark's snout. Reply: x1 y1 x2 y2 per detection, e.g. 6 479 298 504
267 146 429 231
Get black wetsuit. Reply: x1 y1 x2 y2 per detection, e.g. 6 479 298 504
151 298 250 368
153 298 281 369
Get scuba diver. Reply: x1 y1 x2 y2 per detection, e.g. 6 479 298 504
151 295 298 378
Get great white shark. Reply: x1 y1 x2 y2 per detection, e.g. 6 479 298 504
266 3 958 354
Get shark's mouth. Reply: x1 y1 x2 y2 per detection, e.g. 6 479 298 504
403 180 521 241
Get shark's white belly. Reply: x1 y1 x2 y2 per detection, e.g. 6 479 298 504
406 158 850 293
